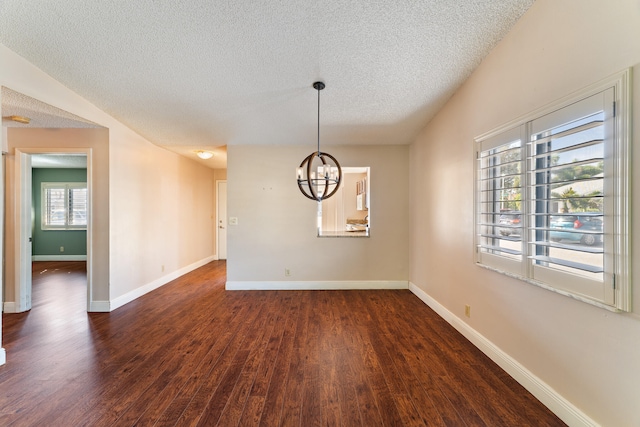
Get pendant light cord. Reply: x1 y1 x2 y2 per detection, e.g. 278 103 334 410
317 86 321 156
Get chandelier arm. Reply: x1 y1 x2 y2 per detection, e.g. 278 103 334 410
319 154 331 197
298 183 318 201
306 153 319 200
297 153 318 200
298 153 318 200
320 152 343 200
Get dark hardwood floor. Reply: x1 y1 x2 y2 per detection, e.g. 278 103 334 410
0 261 564 426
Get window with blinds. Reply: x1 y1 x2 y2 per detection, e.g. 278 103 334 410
42 182 87 230
475 70 630 311
476 128 524 275
528 91 611 303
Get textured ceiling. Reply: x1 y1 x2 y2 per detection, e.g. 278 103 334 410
0 0 534 164
2 88 102 129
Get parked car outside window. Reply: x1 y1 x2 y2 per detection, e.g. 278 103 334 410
549 214 602 246
498 211 521 237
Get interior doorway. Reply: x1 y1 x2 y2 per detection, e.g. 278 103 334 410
2 87 106 314
12 149 92 313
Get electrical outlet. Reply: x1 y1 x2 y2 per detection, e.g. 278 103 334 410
465 305 471 318
285 268 291 277
60 246 64 253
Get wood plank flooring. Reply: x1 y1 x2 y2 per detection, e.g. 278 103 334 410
0 261 565 426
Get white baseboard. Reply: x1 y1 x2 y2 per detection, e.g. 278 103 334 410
89 300 111 312
110 255 218 311
3 301 18 313
4 298 108 314
32 255 87 261
0 348 5 366
226 280 409 291
408 282 597 427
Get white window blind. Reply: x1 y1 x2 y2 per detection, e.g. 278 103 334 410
476 128 523 275
528 91 611 303
475 70 630 311
42 182 87 230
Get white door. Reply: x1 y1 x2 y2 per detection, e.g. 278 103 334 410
16 151 33 311
217 181 227 260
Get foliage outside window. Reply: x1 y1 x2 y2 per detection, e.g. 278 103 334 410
475 71 630 311
41 182 88 230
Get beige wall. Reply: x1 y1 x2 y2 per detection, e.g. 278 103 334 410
0 44 218 317
227 144 408 283
108 134 217 302
4 128 110 303
409 1 640 425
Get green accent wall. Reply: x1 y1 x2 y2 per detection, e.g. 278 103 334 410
32 168 87 256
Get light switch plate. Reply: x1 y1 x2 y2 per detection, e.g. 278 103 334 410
229 217 238 225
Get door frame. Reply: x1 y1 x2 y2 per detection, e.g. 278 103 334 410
13 147 93 312
216 180 227 260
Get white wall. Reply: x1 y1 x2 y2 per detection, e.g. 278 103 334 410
409 1 640 425
227 144 409 285
0 43 217 320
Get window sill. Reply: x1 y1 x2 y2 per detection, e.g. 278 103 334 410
476 262 622 313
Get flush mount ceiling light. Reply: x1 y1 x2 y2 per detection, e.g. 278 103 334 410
195 150 214 159
296 82 342 201
3 115 31 124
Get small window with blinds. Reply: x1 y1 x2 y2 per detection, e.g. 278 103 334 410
42 182 88 230
476 127 524 275
475 70 630 311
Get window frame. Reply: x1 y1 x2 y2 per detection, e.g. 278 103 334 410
41 182 88 231
474 69 631 312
